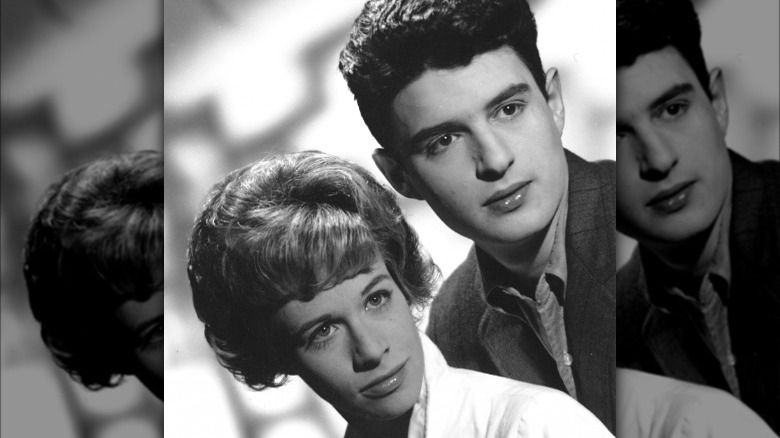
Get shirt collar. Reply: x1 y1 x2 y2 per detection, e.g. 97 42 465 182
474 186 569 305
709 187 732 294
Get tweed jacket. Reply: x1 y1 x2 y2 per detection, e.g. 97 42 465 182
616 151 780 433
426 149 616 433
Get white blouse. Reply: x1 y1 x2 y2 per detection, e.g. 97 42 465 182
404 332 613 438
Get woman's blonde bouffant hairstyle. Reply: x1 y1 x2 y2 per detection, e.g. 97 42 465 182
187 151 439 390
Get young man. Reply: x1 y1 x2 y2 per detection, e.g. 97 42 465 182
339 0 615 432
616 0 779 432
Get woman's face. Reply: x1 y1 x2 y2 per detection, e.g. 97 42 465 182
115 289 164 399
274 258 424 420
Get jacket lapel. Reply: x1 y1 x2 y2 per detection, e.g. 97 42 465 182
563 152 616 421
475 150 617 394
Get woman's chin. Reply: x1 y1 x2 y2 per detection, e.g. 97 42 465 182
341 402 415 423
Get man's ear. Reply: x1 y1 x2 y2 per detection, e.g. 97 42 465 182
372 148 423 200
544 67 565 135
708 68 729 134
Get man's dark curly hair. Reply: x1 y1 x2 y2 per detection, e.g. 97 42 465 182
187 151 439 390
23 150 163 390
617 0 711 99
339 0 547 150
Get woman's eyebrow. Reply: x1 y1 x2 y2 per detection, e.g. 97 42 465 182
360 274 391 298
295 314 334 339
293 273 392 339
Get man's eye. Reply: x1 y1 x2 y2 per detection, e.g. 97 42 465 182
501 104 518 116
659 102 689 120
494 102 525 120
436 134 453 147
423 133 457 156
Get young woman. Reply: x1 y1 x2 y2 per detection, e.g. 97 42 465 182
187 151 612 437
24 151 163 400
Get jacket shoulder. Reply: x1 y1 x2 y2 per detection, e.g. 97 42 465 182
426 249 492 368
565 150 616 223
428 249 484 333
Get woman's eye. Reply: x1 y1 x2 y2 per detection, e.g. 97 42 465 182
312 324 334 341
366 291 390 309
305 323 338 350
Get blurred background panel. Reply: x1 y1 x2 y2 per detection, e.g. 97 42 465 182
616 0 780 268
163 0 615 437
1 0 162 437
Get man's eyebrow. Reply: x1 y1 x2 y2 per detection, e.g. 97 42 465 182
409 121 464 149
407 83 531 150
648 83 694 111
484 83 530 112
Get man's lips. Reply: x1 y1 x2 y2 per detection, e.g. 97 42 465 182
646 180 695 213
483 181 531 213
360 361 407 399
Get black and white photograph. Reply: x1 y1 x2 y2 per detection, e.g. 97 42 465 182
164 0 615 437
1 0 777 437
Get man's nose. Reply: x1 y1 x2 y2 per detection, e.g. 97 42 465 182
636 128 678 182
474 129 514 182
351 322 388 373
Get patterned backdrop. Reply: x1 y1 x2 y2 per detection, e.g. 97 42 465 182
1 0 776 438
163 0 615 437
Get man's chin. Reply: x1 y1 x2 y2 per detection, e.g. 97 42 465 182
626 219 713 248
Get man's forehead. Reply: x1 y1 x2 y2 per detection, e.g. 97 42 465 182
389 47 539 142
396 47 536 104
617 47 702 111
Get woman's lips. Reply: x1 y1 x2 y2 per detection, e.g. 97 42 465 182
484 181 531 214
647 181 695 214
360 362 407 399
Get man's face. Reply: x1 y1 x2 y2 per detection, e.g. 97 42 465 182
115 290 163 399
274 259 424 421
377 46 567 249
616 47 730 244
